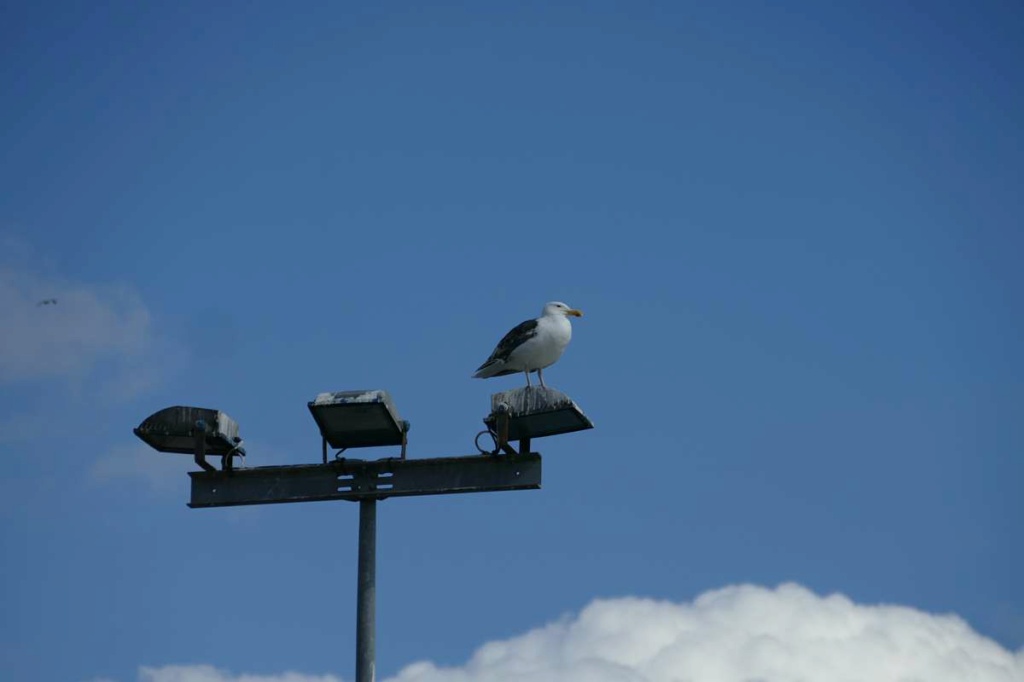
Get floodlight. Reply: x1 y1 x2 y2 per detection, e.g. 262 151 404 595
308 390 409 451
134 406 243 455
485 387 594 443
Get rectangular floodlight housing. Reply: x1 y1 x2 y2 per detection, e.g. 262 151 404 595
134 406 242 456
308 390 406 449
486 387 594 441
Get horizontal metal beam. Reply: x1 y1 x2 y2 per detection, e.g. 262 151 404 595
188 454 541 508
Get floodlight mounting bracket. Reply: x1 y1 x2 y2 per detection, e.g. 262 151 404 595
491 403 527 456
193 421 214 472
321 423 409 464
193 419 245 472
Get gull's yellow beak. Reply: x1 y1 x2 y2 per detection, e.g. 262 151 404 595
568 309 583 317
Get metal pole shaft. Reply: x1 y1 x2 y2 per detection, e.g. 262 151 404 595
356 499 376 682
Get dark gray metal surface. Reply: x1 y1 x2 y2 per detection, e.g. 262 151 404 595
487 387 594 441
308 390 406 449
134 406 243 456
356 500 376 682
188 454 542 508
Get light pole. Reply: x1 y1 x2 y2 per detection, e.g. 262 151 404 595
134 387 592 682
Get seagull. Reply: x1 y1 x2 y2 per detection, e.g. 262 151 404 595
473 301 583 388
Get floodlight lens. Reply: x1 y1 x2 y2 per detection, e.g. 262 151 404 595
308 390 406 449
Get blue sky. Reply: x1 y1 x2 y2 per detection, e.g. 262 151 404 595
1 2 1022 681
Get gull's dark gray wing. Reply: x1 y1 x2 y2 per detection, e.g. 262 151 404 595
474 318 538 376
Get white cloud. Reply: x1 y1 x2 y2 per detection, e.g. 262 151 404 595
410 583 1024 682
123 583 1024 682
0 260 163 393
138 665 341 682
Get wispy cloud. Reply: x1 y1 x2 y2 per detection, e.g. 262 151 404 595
116 583 1024 682
90 439 277 502
138 665 341 682
90 442 194 495
0 244 179 396
0 407 57 444
0 267 149 380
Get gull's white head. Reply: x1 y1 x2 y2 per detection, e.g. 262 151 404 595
543 301 583 318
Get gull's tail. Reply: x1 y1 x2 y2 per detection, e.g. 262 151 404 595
472 359 506 379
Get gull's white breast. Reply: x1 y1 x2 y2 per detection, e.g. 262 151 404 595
507 314 572 371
